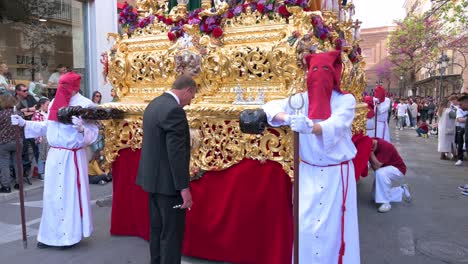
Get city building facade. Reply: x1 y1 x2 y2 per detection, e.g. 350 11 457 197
360 26 401 96
0 0 117 102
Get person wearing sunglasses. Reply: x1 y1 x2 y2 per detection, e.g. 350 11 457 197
15 83 38 186
91 91 102 104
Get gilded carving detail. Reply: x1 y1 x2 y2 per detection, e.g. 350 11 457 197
104 4 367 177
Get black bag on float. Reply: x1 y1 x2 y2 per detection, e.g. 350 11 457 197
239 109 269 134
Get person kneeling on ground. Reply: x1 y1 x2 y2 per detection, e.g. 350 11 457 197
88 151 111 185
370 137 412 213
416 119 429 137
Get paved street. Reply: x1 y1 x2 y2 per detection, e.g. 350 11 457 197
0 122 467 264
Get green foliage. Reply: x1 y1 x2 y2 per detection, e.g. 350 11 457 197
434 0 468 36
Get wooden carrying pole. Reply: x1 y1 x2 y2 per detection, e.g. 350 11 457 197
13 106 28 249
374 104 378 138
293 131 299 264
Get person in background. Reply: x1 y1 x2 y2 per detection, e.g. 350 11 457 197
437 99 456 160
0 92 22 193
428 99 436 124
373 85 391 142
47 64 67 88
449 95 459 159
29 73 47 99
396 98 408 130
455 94 468 166
0 63 14 92
420 99 429 122
110 88 119 102
91 91 102 104
32 97 50 180
364 95 376 137
15 84 37 186
415 119 429 138
47 64 67 98
409 98 418 128
88 151 111 185
369 137 411 213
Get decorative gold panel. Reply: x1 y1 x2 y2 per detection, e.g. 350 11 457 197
103 3 368 178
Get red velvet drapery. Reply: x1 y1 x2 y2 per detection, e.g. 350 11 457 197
110 148 293 264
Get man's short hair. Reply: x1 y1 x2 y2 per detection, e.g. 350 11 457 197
15 83 26 91
172 74 196 91
458 93 468 102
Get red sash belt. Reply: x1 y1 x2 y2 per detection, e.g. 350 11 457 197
51 146 83 218
301 160 350 264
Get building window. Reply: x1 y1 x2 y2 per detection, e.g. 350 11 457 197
0 0 88 97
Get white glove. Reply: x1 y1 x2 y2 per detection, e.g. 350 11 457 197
71 116 84 132
283 114 292 126
290 114 314 134
11 114 26 127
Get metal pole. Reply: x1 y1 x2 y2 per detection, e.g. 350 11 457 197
438 70 443 102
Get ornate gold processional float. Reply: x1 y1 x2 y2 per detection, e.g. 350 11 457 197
101 0 367 178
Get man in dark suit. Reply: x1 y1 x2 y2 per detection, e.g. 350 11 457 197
136 74 196 264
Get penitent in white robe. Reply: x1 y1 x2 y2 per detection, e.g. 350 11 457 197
24 94 98 246
263 90 360 264
437 108 456 153
373 97 391 142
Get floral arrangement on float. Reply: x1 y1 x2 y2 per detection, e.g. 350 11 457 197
118 2 155 34
117 0 363 63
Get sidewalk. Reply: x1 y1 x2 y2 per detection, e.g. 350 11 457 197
0 178 44 203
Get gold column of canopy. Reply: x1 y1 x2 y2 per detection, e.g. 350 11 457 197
103 0 366 178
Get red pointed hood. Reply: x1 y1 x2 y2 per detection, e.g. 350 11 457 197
374 85 386 103
363 95 375 119
304 51 344 120
48 72 81 122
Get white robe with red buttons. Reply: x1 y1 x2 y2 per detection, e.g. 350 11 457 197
24 94 98 246
263 91 361 264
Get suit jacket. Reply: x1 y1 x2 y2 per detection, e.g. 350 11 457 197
136 92 191 195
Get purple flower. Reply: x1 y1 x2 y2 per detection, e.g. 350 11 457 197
234 6 242 15
205 16 216 24
200 23 207 32
188 18 201 24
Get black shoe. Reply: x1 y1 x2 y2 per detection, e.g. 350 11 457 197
13 184 19 190
60 243 78 250
37 242 51 249
24 178 32 185
0 187 11 193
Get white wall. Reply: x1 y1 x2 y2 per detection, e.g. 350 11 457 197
86 0 117 103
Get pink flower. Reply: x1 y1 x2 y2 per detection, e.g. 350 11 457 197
320 33 327 40
168 32 176 41
278 5 290 17
257 3 265 13
165 18 173 25
212 27 223 38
